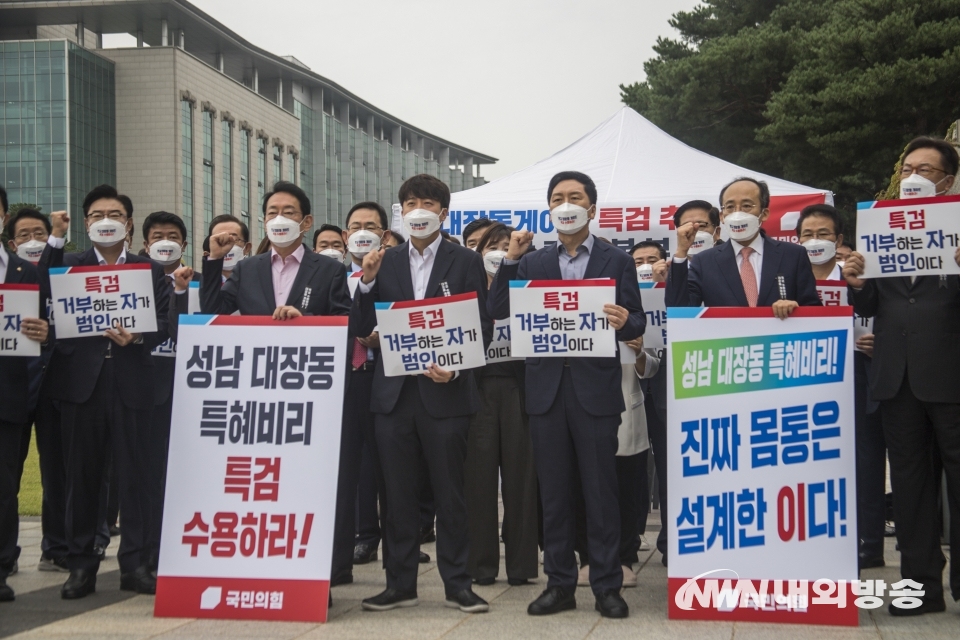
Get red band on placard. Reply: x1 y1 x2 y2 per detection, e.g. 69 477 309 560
386 291 478 309
154 576 329 623
0 284 40 291
207 315 349 327
523 279 616 288
866 194 960 208
815 280 847 287
698 307 853 319
58 263 152 273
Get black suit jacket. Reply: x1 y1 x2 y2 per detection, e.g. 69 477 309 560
350 240 493 418
487 237 646 417
641 347 668 425
666 234 821 308
0 251 47 425
41 245 171 409
850 275 960 403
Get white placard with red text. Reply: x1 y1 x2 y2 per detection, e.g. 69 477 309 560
816 281 873 353
153 281 200 358
0 284 41 357
155 315 348 623
486 318 520 363
49 264 157 339
640 282 667 350
509 280 616 358
856 195 960 278
375 292 486 376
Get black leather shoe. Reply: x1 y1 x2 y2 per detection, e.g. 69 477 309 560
889 597 946 616
508 577 530 586
120 565 157 594
420 526 436 544
354 542 378 565
94 545 106 562
330 571 353 587
445 588 489 613
527 586 576 615
109 525 121 537
61 569 97 599
595 589 629 618
858 553 885 570
0 577 14 602
473 576 495 586
419 550 431 564
361 588 419 611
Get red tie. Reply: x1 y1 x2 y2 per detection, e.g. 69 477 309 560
352 338 368 369
739 246 758 307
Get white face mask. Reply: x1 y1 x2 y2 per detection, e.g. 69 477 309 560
687 230 715 256
723 211 761 242
265 216 302 248
87 218 127 247
802 239 836 265
899 172 944 198
403 209 441 239
550 202 591 234
222 245 245 271
318 248 344 261
483 250 507 275
16 239 46 264
347 230 381 256
636 264 654 283
149 240 183 265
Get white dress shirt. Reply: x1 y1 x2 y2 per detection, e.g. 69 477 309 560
358 233 443 301
733 234 764 293
47 236 128 266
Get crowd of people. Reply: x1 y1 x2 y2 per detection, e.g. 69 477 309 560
0 135 957 620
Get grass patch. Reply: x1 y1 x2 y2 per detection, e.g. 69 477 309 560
18 426 42 516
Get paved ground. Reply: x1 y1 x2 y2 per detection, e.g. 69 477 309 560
1 515 956 639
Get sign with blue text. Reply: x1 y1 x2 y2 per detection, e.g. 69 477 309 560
509 280 616 358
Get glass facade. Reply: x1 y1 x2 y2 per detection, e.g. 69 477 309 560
221 119 232 215
257 136 266 210
294 100 314 222
202 109 214 226
0 40 115 249
180 99 194 266
239 129 249 219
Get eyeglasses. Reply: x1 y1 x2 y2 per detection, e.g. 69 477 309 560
799 231 837 240
87 210 126 222
347 224 383 232
900 164 946 179
14 229 48 242
264 209 302 220
721 203 757 214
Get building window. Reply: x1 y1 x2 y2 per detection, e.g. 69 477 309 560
288 151 296 184
273 144 282 185
257 137 266 209
202 110 214 226
239 131 249 219
221 120 232 214
180 99 194 265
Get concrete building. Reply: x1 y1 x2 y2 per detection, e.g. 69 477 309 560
0 0 495 265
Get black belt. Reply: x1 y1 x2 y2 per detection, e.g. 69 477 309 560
352 361 374 372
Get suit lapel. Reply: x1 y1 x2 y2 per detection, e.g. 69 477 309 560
257 253 277 310
584 238 611 280
425 240 455 298
4 251 26 284
395 244 415 300
543 245 563 280
285 252 320 308
758 236 783 304
718 241 749 306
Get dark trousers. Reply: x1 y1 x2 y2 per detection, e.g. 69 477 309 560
376 377 471 594
854 352 886 559
880 372 960 602
532 368 622 595
0 422 24 578
465 375 538 581
34 394 68 560
643 400 667 555
355 440 382 548
144 394 173 568
637 450 651 536
60 359 145 574
576 451 647 569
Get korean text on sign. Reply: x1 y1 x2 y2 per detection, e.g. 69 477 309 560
639 282 667 349
49 264 157 339
815 281 873 353
856 195 960 278
509 279 616 358
375 292 486 377
0 284 41 357
486 318 519 363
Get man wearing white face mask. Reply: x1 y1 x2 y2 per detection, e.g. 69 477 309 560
666 177 820 318
314 223 347 261
40 185 171 599
352 174 493 614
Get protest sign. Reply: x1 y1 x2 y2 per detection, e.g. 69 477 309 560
856 195 960 278
155 315 347 623
0 284 41 356
375 292 485 376
486 318 520 363
667 307 858 626
640 282 667 349
509 280 616 358
154 281 200 358
816 281 873 353
49 264 157 339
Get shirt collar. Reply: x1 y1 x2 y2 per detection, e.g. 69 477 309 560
270 243 305 264
94 246 127 265
557 233 595 257
409 233 443 261
734 234 764 256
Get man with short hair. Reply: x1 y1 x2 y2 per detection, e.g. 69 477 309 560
672 199 721 257
5 208 51 264
352 175 493 613
666 177 820 317
843 136 960 614
836 241 854 264
40 185 171 599
204 215 251 285
462 218 493 250
795 204 845 280
314 223 346 259
489 171 645 619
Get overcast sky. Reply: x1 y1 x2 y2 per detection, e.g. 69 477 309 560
122 0 701 180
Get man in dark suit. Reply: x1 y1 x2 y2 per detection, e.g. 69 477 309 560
40 185 171 599
351 174 492 613
488 171 646 619
666 177 821 315
843 136 960 615
0 243 50 602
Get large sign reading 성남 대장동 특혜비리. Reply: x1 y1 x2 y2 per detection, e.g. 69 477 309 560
154 315 348 623
667 307 859 626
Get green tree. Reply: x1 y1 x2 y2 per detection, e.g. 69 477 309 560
622 0 960 215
